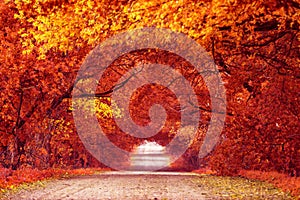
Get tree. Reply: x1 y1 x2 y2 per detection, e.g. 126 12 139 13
0 1 99 169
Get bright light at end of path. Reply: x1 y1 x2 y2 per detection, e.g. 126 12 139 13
130 141 170 171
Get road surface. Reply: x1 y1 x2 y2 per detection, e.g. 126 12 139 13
3 171 293 200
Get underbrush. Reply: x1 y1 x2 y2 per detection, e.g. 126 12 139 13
0 167 110 195
238 170 300 198
194 168 299 198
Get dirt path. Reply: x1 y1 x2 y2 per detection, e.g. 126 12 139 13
3 171 293 200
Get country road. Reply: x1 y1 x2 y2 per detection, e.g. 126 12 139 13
3 171 293 200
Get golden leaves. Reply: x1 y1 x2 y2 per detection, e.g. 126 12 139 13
12 0 299 60
14 0 214 58
72 97 117 120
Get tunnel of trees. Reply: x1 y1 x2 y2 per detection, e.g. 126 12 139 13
0 0 299 177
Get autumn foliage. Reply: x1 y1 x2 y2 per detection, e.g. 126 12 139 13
238 170 300 197
0 0 299 190
0 166 109 191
